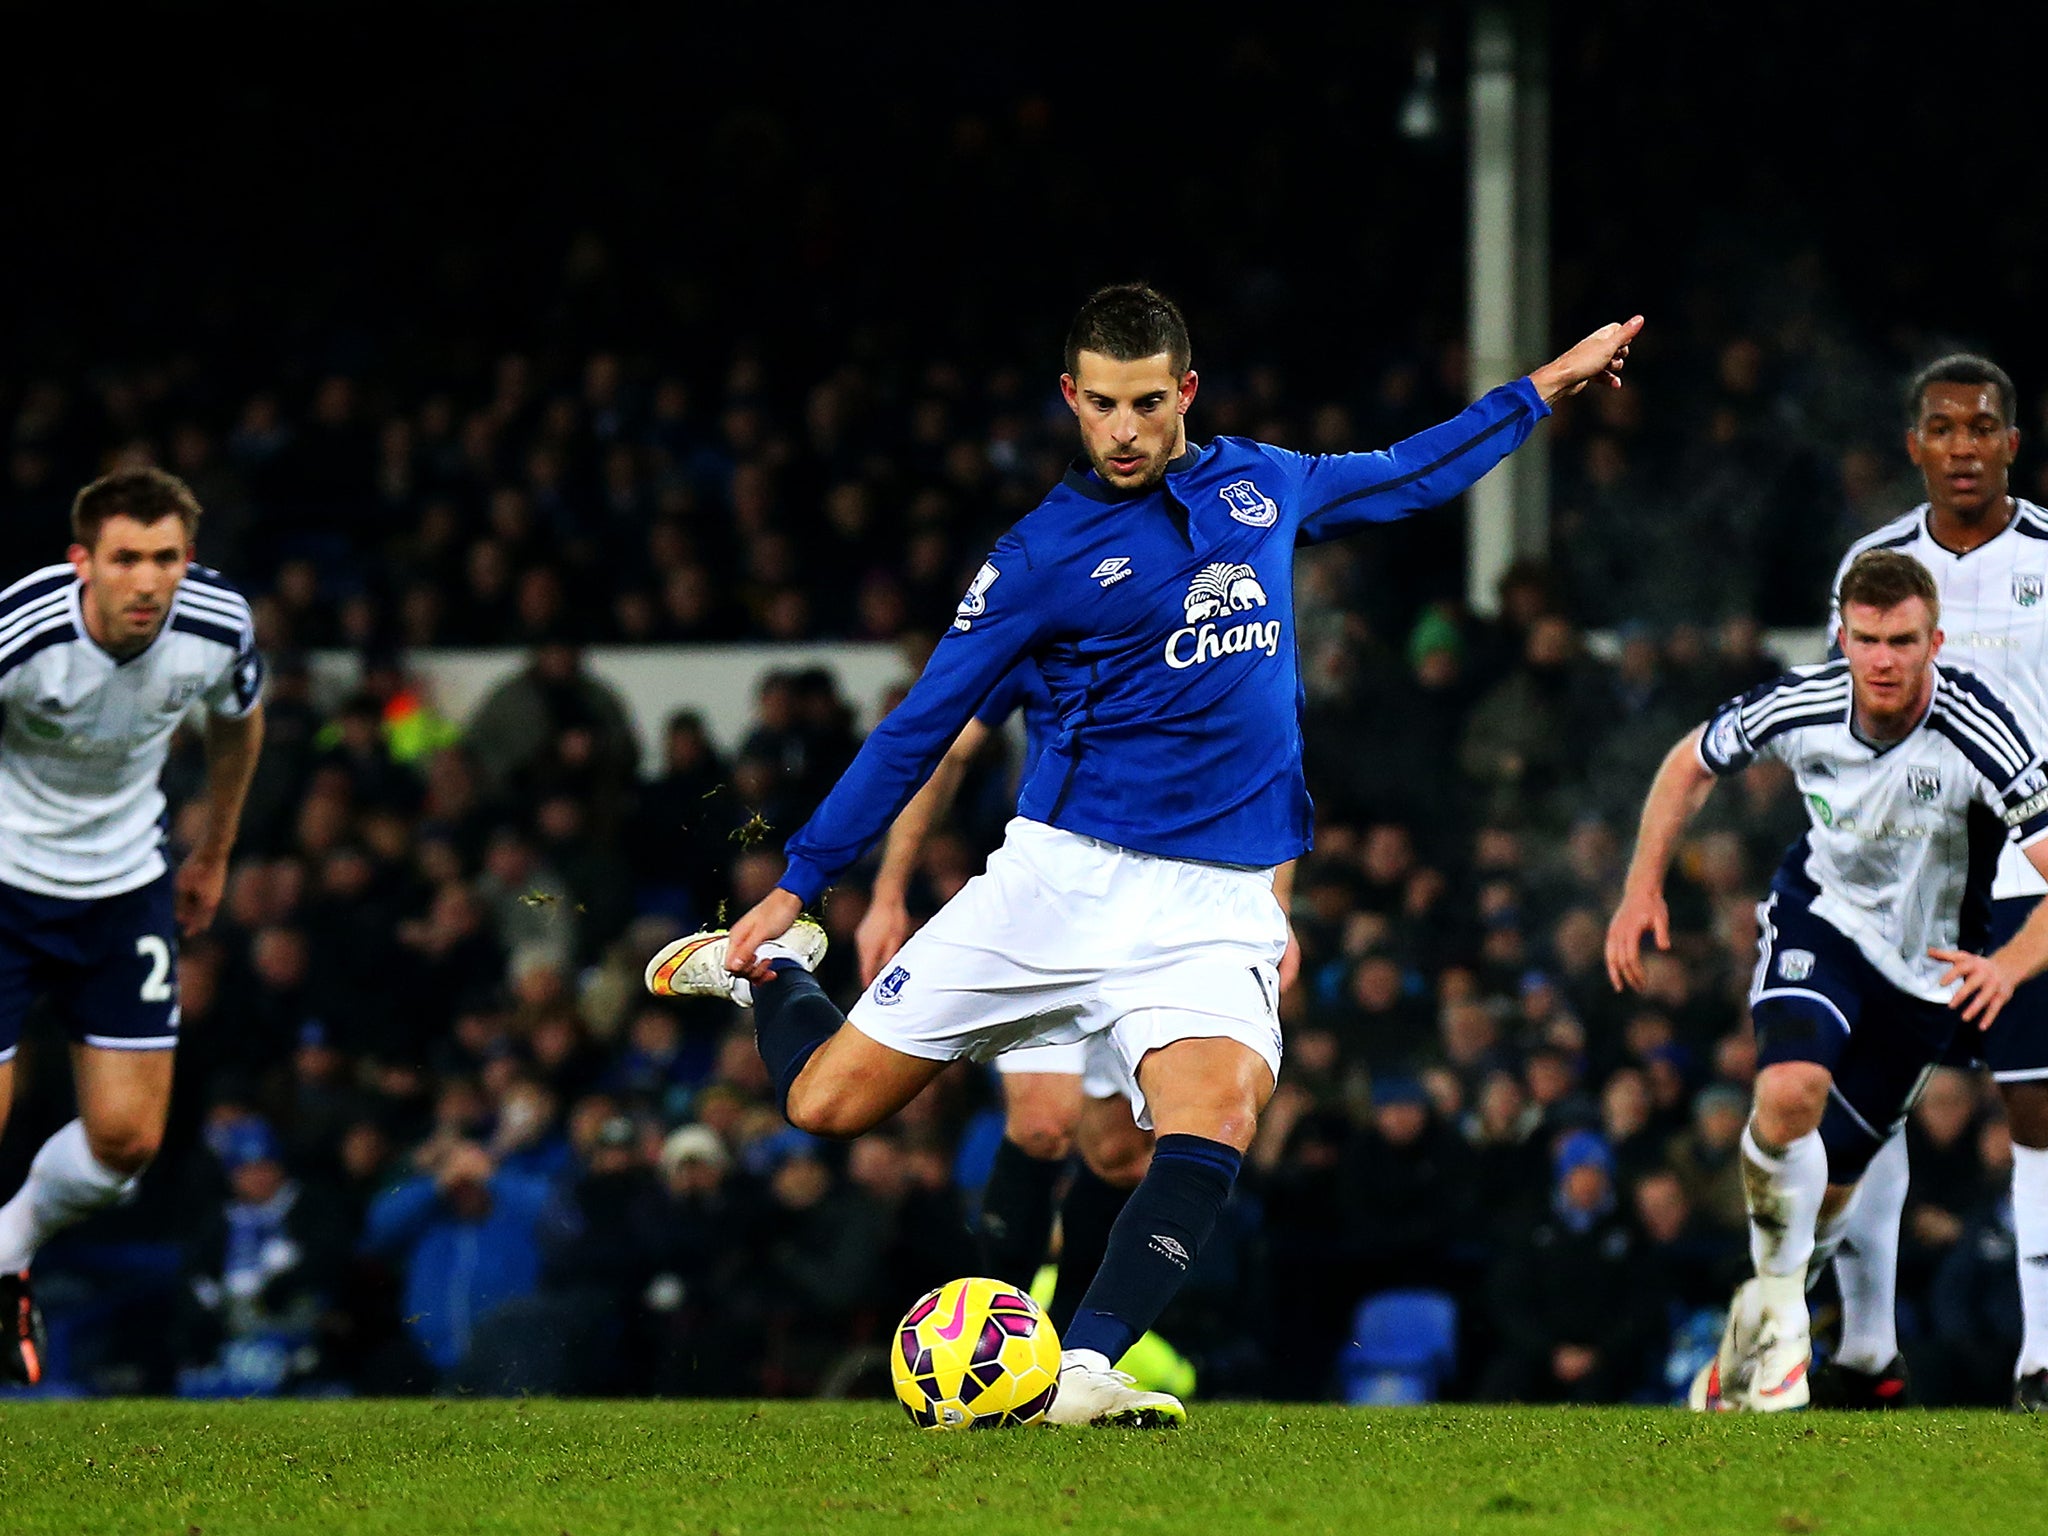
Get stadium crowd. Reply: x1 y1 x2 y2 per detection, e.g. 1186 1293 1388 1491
0 310 2032 1408
7 10 2045 1407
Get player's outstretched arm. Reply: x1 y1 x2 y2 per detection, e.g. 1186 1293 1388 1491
1934 838 2048 1029
176 704 265 936
1605 725 1717 992
1290 316 1645 546
856 718 991 985
1526 315 1644 406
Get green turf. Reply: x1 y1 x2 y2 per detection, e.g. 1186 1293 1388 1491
0 1400 2043 1536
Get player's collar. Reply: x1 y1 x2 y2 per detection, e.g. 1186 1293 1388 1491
1846 671 1936 757
1061 443 1207 503
1921 497 2024 559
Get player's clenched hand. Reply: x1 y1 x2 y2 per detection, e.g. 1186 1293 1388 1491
1931 946 2020 1030
1605 883 1670 993
856 895 915 987
726 887 805 981
1529 315 1645 406
175 850 229 937
1278 925 1302 994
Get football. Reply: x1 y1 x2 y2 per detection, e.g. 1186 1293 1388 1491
890 1277 1063 1430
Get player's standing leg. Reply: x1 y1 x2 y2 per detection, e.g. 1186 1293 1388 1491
0 875 187 1384
1812 1132 1910 1406
0 1050 170 1263
1047 1035 1271 1428
2000 1077 2048 1409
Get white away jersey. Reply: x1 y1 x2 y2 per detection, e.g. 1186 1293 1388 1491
1699 661 2048 1002
1832 499 2048 898
0 564 262 899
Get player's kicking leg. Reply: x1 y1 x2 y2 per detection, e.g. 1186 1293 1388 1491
646 918 951 1134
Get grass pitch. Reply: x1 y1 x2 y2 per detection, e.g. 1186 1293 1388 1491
1 1400 2043 1536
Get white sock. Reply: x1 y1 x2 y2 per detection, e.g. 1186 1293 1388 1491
1741 1123 1827 1279
1831 1131 1906 1372
2010 1145 2048 1376
0 1120 137 1274
1810 1203 1850 1286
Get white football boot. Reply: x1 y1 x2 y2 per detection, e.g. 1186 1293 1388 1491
1044 1350 1188 1429
644 918 829 1005
1741 1273 1812 1411
1689 1276 1766 1412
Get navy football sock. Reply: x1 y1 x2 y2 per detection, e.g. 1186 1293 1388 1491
1049 1162 1132 1335
1062 1133 1241 1364
977 1139 1065 1287
752 959 842 1118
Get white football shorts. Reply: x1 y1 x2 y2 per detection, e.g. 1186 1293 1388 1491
848 817 1286 1128
993 1036 1127 1103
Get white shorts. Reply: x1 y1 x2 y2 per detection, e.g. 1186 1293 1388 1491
994 1036 1127 1102
849 818 1286 1128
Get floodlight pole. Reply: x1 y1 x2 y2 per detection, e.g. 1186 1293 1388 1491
1465 1 1550 616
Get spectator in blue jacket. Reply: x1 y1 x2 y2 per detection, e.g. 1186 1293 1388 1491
360 1139 551 1377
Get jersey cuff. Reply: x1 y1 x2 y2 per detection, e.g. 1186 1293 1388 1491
2016 823 2048 853
1507 375 1552 421
778 855 830 907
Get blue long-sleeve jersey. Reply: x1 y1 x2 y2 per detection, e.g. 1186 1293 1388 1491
973 658 1059 783
780 377 1550 903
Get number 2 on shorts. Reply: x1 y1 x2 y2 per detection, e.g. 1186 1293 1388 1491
136 936 174 1002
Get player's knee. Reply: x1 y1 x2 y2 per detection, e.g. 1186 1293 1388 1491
1753 1063 1828 1142
1083 1136 1150 1189
783 1080 877 1141
1005 1113 1074 1163
86 1121 160 1175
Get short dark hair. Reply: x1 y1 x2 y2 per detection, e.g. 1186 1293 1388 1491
1064 284 1191 377
1906 352 2017 428
70 467 203 550
1838 549 1941 627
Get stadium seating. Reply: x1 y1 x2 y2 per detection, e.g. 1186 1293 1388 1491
1337 1289 1459 1406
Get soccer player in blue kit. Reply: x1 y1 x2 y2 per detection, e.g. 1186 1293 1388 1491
857 659 1301 1330
649 285 1641 1425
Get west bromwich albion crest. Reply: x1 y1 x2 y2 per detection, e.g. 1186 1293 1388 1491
2017 573 2044 608
1908 768 1940 803
1777 948 1816 982
1218 479 1278 528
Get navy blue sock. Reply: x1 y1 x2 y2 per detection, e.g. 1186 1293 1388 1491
1063 1134 1241 1364
752 959 842 1118
1050 1162 1131 1335
977 1139 1066 1286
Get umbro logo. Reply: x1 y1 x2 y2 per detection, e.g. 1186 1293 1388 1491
1148 1234 1191 1269
1091 557 1134 589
